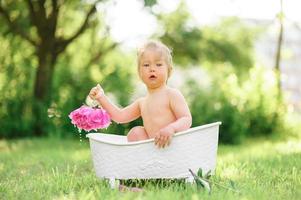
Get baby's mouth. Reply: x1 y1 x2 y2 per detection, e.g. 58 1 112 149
149 75 157 80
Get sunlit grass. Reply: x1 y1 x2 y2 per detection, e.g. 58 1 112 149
0 135 300 200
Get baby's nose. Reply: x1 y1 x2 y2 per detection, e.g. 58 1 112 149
150 66 155 72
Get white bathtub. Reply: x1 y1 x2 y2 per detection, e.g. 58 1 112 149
86 122 221 188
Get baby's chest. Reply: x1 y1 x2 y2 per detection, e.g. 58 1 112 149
140 99 171 116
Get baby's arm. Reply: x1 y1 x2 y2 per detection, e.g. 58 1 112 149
155 89 192 148
167 89 192 132
89 84 141 123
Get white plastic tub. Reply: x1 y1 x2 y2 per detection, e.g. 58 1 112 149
86 122 221 188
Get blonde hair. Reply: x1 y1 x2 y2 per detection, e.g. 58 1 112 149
137 40 173 77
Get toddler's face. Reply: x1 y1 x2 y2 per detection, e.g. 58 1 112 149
138 48 169 89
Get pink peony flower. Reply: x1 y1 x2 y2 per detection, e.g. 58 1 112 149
69 105 111 132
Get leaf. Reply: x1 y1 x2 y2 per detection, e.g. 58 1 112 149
189 169 202 186
230 180 236 189
189 169 200 181
189 169 211 193
205 170 212 179
199 177 211 193
197 168 203 178
195 179 204 189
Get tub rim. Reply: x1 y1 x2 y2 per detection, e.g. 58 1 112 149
86 121 221 146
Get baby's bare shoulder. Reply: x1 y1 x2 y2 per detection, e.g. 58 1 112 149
136 97 146 104
166 87 183 97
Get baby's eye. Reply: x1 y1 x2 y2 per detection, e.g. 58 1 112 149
143 63 149 67
156 63 162 67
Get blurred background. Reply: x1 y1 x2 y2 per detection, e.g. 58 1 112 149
0 0 300 144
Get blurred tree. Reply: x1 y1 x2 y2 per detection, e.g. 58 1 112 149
154 1 259 77
0 0 117 136
184 66 284 144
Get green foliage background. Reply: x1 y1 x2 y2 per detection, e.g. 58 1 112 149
0 0 297 143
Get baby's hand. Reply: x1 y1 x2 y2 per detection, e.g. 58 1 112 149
89 84 104 101
154 126 175 148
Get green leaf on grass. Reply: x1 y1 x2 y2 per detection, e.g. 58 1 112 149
189 168 211 193
199 177 211 193
197 168 203 178
205 170 212 179
230 180 236 189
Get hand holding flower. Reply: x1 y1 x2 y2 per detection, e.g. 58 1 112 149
89 84 104 101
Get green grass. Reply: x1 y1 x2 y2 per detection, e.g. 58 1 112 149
0 135 300 200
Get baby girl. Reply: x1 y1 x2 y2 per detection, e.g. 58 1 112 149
89 40 192 148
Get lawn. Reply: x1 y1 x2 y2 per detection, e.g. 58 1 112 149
0 135 300 200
